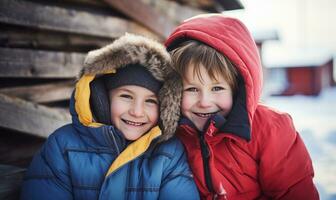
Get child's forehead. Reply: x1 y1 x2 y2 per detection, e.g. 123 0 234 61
184 63 225 82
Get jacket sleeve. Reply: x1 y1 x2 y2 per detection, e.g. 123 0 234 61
20 133 73 200
158 138 200 200
257 113 319 200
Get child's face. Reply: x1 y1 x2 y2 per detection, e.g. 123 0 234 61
181 64 233 131
109 85 159 140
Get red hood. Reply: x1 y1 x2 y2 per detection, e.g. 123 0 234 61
165 14 263 138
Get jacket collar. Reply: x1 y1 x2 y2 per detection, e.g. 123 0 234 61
105 126 161 177
179 115 250 141
179 114 226 133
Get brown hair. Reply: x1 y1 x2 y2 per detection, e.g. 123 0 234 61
170 40 238 94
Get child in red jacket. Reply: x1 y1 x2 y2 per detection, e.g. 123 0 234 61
159 14 319 199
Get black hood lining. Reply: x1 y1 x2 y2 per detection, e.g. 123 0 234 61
220 74 251 140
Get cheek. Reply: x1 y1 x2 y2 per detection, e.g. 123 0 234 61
109 106 118 124
216 94 233 112
181 95 194 114
110 99 125 120
147 106 159 123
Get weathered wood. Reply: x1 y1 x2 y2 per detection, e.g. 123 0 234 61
0 129 45 167
0 0 160 40
62 0 107 7
166 0 243 11
179 0 214 10
0 48 85 78
0 78 66 88
103 0 176 38
0 25 112 51
0 164 26 199
141 0 205 23
215 0 244 11
0 81 74 103
0 93 71 138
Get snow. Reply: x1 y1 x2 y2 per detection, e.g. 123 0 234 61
264 87 336 200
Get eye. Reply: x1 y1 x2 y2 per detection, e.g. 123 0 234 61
184 87 198 92
146 98 158 105
120 94 132 99
212 86 224 91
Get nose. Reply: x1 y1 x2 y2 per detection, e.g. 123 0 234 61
129 101 145 117
198 92 212 108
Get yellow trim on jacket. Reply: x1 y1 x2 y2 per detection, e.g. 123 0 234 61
105 126 161 177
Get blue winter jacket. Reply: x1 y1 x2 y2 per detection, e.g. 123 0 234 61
20 34 200 200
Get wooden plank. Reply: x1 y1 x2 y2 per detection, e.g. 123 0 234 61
215 0 244 11
62 0 107 7
0 164 26 199
0 25 112 51
0 129 45 167
0 48 85 78
141 0 205 23
0 93 71 138
0 81 74 103
0 0 160 40
103 0 177 38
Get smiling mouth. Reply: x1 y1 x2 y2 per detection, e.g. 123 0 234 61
193 111 219 118
121 119 146 126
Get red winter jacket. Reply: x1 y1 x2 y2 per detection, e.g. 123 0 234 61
165 14 319 200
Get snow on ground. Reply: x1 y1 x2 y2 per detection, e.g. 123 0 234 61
264 87 336 200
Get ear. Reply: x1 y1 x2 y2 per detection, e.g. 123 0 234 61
158 73 183 141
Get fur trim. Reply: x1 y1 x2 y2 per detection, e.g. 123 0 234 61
81 33 172 80
158 73 183 141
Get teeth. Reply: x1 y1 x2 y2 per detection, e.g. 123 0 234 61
196 113 212 117
194 111 218 118
123 119 144 126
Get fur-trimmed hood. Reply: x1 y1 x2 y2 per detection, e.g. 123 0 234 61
73 33 176 142
82 33 172 79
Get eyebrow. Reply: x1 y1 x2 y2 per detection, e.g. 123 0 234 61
117 88 133 93
148 94 158 98
118 88 158 98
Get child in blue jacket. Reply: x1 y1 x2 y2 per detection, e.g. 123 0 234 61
20 33 199 200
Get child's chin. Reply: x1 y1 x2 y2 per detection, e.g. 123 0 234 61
122 130 144 141
194 122 206 131
123 127 155 141
194 119 208 130
124 134 142 141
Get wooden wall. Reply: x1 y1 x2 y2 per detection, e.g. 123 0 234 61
0 0 145 167
0 0 208 167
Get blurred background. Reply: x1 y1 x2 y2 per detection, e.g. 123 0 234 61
0 0 335 199
224 1 336 199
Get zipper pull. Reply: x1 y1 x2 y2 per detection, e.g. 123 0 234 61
212 183 228 200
